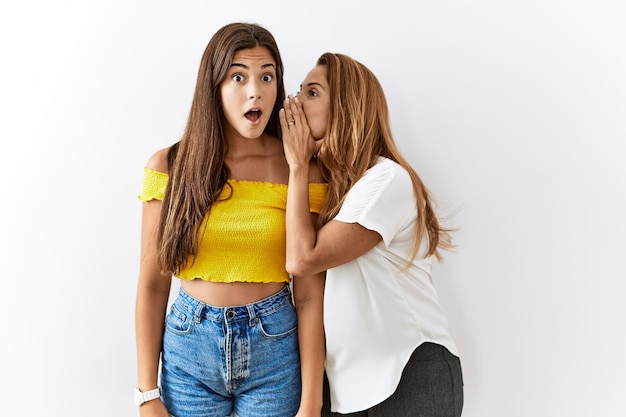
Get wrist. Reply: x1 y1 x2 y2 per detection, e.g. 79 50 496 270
288 164 311 180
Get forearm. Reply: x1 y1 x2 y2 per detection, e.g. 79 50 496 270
135 279 170 390
293 273 326 414
286 164 318 275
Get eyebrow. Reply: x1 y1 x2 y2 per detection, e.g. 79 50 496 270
230 63 276 70
300 81 327 90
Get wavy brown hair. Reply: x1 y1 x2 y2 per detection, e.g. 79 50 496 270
315 52 452 261
157 23 286 274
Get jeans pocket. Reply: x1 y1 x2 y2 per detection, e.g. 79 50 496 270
257 303 297 339
164 304 194 335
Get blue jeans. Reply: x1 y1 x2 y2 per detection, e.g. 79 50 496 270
161 285 302 417
322 343 463 416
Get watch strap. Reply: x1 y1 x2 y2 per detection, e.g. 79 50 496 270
135 387 160 405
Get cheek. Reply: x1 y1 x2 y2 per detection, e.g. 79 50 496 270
219 90 238 123
219 87 231 107
308 100 329 136
265 83 278 98
309 117 326 139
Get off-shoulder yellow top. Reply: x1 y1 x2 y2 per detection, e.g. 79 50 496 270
138 167 328 283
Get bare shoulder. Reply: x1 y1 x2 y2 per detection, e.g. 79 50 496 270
145 146 171 173
308 158 325 184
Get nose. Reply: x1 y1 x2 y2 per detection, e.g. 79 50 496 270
248 80 261 99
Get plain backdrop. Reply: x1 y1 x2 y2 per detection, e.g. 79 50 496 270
1 1 624 416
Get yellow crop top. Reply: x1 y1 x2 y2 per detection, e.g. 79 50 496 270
138 167 328 283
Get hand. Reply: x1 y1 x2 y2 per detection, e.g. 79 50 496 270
279 95 323 168
139 398 170 417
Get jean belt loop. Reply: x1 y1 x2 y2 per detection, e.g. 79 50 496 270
246 304 258 327
193 302 204 323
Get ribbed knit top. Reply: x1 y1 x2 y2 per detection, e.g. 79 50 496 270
139 167 328 283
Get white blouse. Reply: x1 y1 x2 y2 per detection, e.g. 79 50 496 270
324 157 459 413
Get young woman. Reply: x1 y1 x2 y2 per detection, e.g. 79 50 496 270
135 23 327 417
280 53 463 417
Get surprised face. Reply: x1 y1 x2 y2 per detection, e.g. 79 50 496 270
220 46 278 140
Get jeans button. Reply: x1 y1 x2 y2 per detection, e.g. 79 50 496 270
226 310 235 319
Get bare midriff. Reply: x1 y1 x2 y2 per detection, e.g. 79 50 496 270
181 279 287 307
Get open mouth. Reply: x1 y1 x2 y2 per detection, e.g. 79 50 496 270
245 109 262 122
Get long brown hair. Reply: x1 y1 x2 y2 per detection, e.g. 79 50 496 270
158 23 285 273
315 52 452 261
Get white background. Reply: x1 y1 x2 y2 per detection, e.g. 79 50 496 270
1 1 624 416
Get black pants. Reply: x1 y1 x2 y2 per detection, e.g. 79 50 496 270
321 343 463 417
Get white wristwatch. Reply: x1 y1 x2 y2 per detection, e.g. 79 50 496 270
134 387 161 406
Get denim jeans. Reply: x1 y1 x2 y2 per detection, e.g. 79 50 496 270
322 342 463 417
161 285 301 417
